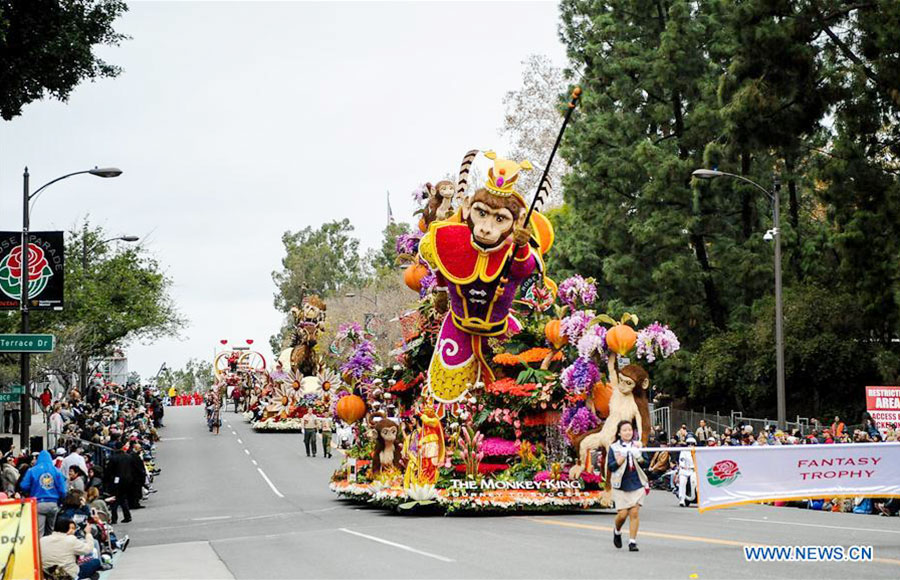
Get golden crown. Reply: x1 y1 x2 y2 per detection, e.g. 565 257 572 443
483 151 532 206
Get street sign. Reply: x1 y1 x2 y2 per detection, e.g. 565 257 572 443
0 394 18 403
0 334 55 353
0 386 24 395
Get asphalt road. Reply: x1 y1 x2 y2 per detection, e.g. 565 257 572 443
110 406 900 579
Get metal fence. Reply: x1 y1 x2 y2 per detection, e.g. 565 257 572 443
650 406 813 441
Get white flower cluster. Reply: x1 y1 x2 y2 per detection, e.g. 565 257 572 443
251 418 304 432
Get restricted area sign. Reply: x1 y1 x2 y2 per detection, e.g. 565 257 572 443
0 334 55 353
866 386 900 429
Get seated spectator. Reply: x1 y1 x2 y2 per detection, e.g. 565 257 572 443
647 442 672 482
85 487 111 524
1 452 18 496
39 517 102 580
675 424 688 443
68 466 87 493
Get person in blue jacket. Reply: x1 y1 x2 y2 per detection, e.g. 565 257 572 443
20 449 68 536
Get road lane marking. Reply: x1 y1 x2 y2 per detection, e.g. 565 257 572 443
191 515 232 521
251 459 258 466
339 528 454 562
237 438 243 444
232 431 237 435
529 518 900 566
729 517 900 535
257 468 284 498
244 449 250 455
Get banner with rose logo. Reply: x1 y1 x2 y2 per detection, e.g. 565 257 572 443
0 232 64 311
693 442 900 512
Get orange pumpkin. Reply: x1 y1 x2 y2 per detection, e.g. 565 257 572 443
544 319 567 349
591 381 612 419
403 263 428 292
336 394 366 424
606 324 637 356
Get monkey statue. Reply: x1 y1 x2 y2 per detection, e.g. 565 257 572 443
421 180 458 229
569 353 651 480
370 414 404 475
279 295 327 377
417 150 554 406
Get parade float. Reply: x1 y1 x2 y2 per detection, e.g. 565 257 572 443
241 295 338 432
327 89 681 514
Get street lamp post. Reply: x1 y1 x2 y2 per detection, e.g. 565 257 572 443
79 234 140 394
692 169 786 429
19 166 122 450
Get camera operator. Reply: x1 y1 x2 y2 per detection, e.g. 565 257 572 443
39 517 103 580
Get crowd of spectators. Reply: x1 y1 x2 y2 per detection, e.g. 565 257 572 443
4 380 166 580
644 413 899 517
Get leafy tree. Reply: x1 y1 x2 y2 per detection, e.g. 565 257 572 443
369 221 410 279
272 219 366 312
554 0 900 420
0 0 129 120
24 221 185 391
501 54 571 207
156 359 213 393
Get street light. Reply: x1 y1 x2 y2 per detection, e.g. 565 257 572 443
19 166 122 450
692 168 785 428
80 234 140 392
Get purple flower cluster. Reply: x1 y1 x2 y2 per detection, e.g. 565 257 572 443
411 184 429 208
560 402 601 438
395 232 422 256
335 322 363 344
635 322 681 363
560 357 600 395
558 275 598 309
418 271 436 298
340 340 376 379
560 310 595 344
577 324 608 361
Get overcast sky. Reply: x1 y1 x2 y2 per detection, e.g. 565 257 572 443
0 0 567 378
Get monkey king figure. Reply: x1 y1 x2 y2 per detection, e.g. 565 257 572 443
418 151 554 405
403 408 446 488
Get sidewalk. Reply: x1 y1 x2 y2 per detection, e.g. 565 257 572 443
107 541 235 580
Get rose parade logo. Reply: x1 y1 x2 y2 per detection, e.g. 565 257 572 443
0 243 54 301
706 459 741 487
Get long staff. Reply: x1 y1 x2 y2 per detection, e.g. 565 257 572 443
494 87 582 299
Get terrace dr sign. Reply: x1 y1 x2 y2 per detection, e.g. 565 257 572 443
0 334 55 353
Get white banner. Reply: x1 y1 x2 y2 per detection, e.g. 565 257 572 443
693 442 900 513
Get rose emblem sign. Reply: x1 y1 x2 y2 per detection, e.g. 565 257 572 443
0 243 54 302
706 459 741 487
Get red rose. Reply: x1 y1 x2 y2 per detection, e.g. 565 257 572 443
712 459 739 479
7 244 49 282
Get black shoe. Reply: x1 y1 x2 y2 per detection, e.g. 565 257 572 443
629 542 639 552
122 517 132 523
613 531 622 549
